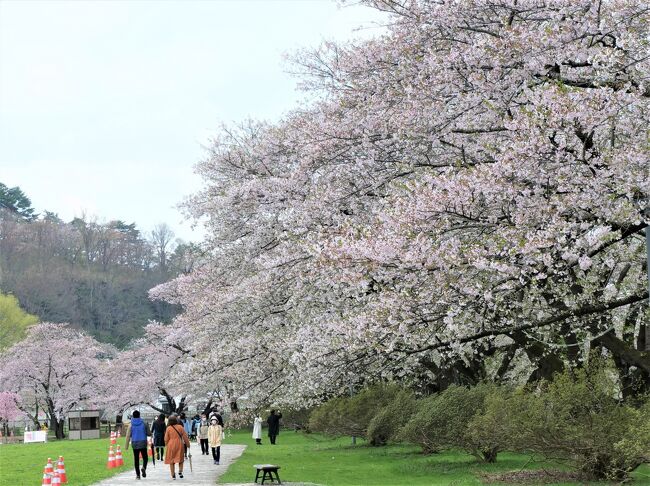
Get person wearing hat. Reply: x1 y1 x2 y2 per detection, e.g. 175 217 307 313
207 416 223 465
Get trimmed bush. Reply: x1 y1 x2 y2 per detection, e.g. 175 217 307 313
399 383 503 461
489 360 650 481
366 388 417 446
309 383 402 438
396 394 440 454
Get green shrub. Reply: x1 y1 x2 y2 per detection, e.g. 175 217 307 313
399 383 503 461
366 388 417 446
309 383 402 438
493 360 650 481
466 385 515 462
281 407 313 432
395 394 440 454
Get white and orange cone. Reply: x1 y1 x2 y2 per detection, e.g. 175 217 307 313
110 431 116 445
115 445 124 467
117 429 121 438
107 446 116 469
57 456 68 483
41 467 52 486
45 458 55 476
51 471 61 486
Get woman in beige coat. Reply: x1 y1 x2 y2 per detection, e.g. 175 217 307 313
164 415 191 479
207 416 223 465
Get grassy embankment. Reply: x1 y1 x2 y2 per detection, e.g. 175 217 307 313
219 429 650 486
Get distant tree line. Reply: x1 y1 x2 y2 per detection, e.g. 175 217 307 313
0 182 202 346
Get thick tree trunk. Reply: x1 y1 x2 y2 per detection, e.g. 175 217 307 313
494 345 517 382
46 398 65 439
509 331 564 382
53 418 65 440
481 447 498 463
202 400 214 416
594 329 650 397
594 330 650 374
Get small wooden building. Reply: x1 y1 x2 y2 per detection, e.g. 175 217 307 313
68 410 100 439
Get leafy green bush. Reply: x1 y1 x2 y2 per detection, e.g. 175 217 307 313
395 394 439 454
484 360 650 480
399 383 503 461
309 383 402 438
366 388 417 446
280 407 313 432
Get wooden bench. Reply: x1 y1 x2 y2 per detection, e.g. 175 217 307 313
254 464 282 484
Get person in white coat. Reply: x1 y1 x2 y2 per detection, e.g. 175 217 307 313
252 414 263 445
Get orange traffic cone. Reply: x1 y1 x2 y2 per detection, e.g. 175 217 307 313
117 429 121 438
110 431 116 445
107 446 116 469
45 458 55 475
51 471 61 486
115 445 124 467
147 437 153 457
57 456 68 483
41 467 52 486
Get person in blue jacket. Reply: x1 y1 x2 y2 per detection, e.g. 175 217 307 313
179 413 192 458
125 410 150 480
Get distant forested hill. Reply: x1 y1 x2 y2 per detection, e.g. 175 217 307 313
0 182 201 347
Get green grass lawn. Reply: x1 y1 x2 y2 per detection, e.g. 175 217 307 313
0 432 648 485
219 430 650 485
0 437 130 486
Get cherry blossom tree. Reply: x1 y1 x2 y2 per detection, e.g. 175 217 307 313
0 391 22 438
97 322 188 416
0 323 114 438
153 0 650 407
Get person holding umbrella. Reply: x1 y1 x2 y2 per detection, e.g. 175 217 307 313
164 414 191 480
151 414 167 461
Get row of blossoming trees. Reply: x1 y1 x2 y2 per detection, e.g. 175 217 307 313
1 0 649 439
0 323 190 439
147 0 650 406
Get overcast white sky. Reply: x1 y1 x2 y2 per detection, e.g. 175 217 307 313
0 0 386 241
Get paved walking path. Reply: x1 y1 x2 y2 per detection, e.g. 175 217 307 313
92 444 246 486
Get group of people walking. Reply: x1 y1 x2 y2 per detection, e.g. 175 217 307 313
125 411 191 480
123 407 282 481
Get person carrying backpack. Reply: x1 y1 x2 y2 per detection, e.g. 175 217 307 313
125 410 150 480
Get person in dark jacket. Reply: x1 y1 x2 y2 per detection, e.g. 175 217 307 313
208 407 224 426
151 414 167 461
125 410 150 480
267 410 282 445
